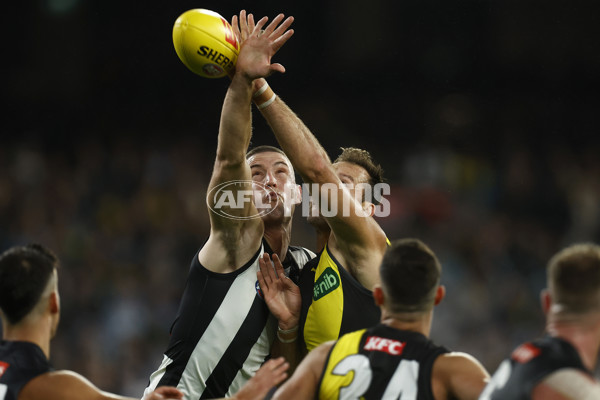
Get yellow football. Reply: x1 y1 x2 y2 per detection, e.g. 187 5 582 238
172 9 240 78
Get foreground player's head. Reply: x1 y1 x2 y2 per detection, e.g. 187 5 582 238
246 145 301 224
374 238 444 316
544 243 600 318
0 244 60 337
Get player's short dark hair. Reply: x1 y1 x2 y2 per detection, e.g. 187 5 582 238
246 145 287 160
548 243 600 314
334 147 384 204
380 239 441 313
0 244 59 325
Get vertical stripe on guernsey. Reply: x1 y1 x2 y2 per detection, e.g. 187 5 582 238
151 246 267 399
145 242 315 399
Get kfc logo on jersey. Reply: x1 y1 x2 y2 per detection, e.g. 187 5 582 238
364 336 406 356
0 361 9 377
511 342 541 364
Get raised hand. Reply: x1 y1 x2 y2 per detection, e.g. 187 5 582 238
231 10 294 80
257 253 301 330
232 357 289 400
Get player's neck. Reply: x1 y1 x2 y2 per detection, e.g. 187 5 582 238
263 221 292 259
380 310 433 338
547 317 600 371
3 318 52 359
315 227 330 253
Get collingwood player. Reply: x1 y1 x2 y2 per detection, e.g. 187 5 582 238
479 243 600 400
144 12 314 399
261 239 489 400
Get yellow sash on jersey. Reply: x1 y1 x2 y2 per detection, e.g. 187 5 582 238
303 244 345 352
319 329 365 400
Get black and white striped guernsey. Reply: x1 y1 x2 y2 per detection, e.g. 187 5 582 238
144 239 314 399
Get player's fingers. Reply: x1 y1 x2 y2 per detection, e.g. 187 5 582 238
269 63 286 75
248 13 256 32
271 253 285 279
268 356 287 369
154 386 184 399
254 16 269 35
263 13 285 36
258 256 272 287
239 10 249 38
257 269 268 294
270 16 294 39
263 253 280 282
271 30 294 53
231 15 241 40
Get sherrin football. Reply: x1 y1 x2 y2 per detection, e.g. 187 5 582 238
172 9 240 78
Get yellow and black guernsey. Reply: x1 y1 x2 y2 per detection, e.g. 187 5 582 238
317 324 449 400
298 244 381 352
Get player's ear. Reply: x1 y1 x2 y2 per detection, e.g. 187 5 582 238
48 291 60 315
373 285 384 307
540 289 551 315
293 184 302 205
362 201 376 217
434 285 446 306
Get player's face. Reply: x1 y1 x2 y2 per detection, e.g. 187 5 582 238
307 161 371 226
247 151 299 220
333 162 371 204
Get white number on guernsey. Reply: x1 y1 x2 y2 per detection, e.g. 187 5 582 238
0 383 7 400
333 355 419 399
478 360 512 399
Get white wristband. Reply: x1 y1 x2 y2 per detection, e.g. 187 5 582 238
257 93 277 109
253 83 269 98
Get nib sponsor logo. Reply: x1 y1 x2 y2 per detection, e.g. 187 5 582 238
313 267 340 300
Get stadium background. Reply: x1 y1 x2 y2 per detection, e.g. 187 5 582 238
2 0 600 395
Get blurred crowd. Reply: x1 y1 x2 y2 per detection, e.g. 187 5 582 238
1 129 599 395
3 0 600 396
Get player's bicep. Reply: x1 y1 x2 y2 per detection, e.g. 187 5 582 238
20 370 129 400
206 160 260 229
436 352 490 400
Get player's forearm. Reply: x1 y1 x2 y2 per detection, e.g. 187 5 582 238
254 80 333 183
270 337 303 375
216 74 254 165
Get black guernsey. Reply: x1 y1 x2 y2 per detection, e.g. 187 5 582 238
479 336 593 399
0 340 53 400
317 324 449 400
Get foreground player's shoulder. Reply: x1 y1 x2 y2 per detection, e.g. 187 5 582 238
19 370 108 400
433 352 490 400
532 368 600 400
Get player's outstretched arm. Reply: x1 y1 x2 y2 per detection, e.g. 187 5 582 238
433 352 490 400
200 12 294 272
252 77 387 289
19 370 183 400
